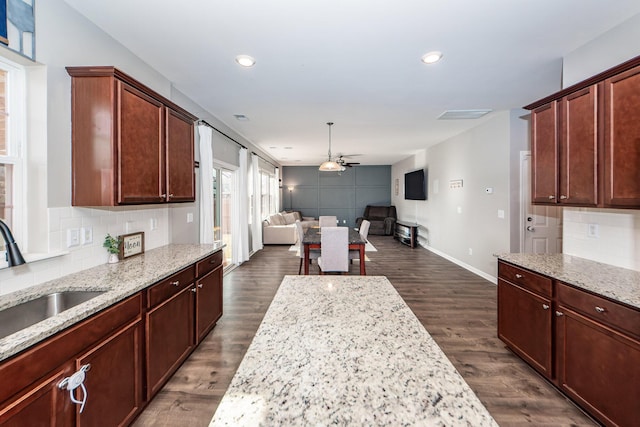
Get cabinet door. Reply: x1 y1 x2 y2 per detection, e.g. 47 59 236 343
556 307 640 427
75 319 143 427
497 279 553 377
196 266 223 343
531 102 559 204
166 108 195 202
603 65 640 208
560 86 598 206
0 366 73 427
146 285 196 399
117 82 165 204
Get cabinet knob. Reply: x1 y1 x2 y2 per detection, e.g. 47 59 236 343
191 287 197 293
168 194 174 199
560 195 568 199
555 311 564 317
548 195 555 200
542 304 550 310
198 284 203 288
171 280 180 286
515 273 523 279
595 306 606 313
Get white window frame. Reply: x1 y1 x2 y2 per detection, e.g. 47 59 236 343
0 56 26 259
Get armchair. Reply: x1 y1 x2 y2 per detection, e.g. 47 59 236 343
355 205 397 236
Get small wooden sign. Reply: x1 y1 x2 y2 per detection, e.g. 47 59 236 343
118 232 145 260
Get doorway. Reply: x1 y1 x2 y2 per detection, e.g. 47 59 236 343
520 152 563 253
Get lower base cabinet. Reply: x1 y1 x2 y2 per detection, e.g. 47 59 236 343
0 250 224 427
76 319 143 427
146 285 195 399
556 307 640 427
498 260 640 427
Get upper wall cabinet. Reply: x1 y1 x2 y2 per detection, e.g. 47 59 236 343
67 66 196 206
525 55 640 209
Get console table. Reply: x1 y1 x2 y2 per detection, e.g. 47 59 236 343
394 221 419 248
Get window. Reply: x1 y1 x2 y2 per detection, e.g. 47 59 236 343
0 57 25 252
259 170 277 219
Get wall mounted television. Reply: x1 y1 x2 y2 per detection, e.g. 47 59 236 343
404 169 427 200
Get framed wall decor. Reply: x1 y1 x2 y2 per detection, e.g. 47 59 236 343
118 231 145 260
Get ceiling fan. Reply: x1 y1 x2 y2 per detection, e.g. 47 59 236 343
337 155 360 168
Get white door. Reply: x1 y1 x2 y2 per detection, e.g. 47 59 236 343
521 152 563 253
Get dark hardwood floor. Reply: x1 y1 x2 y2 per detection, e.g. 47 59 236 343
133 236 596 426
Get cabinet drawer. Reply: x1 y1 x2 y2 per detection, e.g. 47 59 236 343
196 251 223 277
147 265 196 308
498 261 552 298
557 282 640 338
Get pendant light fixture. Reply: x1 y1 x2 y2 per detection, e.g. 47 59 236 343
319 122 342 171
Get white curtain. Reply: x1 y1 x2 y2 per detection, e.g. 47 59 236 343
198 125 214 244
251 153 263 252
232 148 250 264
274 167 280 212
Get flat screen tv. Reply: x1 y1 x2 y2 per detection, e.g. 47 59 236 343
404 169 427 200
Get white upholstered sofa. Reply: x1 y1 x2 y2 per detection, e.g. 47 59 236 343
262 211 318 245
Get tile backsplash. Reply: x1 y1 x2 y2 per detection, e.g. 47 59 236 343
0 206 170 295
563 208 640 272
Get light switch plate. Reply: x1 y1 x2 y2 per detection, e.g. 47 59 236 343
80 227 93 245
67 229 80 247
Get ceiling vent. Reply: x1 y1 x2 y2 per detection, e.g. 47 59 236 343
437 109 492 120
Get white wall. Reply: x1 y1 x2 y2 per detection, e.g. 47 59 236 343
392 111 513 281
561 13 640 271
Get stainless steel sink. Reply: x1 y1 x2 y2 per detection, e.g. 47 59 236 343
0 291 105 339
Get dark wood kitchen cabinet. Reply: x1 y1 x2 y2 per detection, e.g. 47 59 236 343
145 266 197 399
530 86 598 206
603 65 640 208
497 262 553 377
525 55 640 209
195 251 224 343
67 66 196 206
498 260 640 427
0 295 143 427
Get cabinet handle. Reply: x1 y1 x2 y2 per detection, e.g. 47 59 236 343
542 304 550 310
548 195 555 200
555 311 564 317
560 195 567 199
595 306 606 313
198 284 203 288
167 193 174 198
191 287 197 293
171 280 180 287
210 259 217 264
515 273 523 279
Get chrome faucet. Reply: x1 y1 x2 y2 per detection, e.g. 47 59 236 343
0 219 26 267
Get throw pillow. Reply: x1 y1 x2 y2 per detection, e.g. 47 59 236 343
269 213 285 225
292 211 302 221
283 212 297 225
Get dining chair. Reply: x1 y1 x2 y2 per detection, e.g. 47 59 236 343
349 219 370 261
318 215 338 228
318 226 349 274
294 221 319 274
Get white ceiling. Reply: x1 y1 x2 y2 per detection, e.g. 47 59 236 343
63 0 640 166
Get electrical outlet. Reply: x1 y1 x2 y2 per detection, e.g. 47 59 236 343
67 229 80 247
187 213 194 223
80 227 93 245
587 223 599 238
149 218 158 230
468 248 473 255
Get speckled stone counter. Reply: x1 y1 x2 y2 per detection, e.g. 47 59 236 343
496 253 640 310
210 275 497 426
0 243 224 362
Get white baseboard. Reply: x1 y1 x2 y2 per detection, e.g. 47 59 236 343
419 241 497 284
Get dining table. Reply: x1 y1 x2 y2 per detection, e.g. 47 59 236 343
302 226 366 275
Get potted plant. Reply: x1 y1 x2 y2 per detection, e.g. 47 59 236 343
103 233 121 263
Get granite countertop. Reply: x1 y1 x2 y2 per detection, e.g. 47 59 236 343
496 253 640 310
210 275 497 426
0 243 224 362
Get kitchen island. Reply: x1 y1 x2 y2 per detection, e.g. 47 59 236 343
210 275 497 426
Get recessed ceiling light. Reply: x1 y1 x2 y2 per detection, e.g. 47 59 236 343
438 109 492 120
421 51 443 64
234 114 249 121
235 55 256 67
